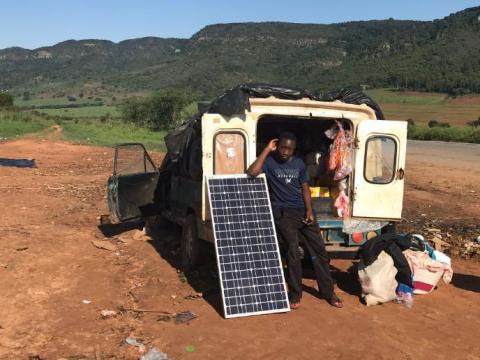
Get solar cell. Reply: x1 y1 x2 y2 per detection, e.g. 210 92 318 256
207 174 290 318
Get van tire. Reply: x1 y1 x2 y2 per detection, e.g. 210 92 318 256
145 215 169 237
180 214 201 271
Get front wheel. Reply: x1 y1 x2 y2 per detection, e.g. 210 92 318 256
180 214 202 271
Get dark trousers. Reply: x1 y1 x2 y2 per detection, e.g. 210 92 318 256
273 207 334 302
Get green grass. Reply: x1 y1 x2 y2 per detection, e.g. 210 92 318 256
407 125 480 143
16 97 99 107
37 105 121 118
0 110 53 139
61 120 166 151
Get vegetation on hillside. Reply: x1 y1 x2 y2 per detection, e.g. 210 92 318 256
0 7 479 97
0 92 14 107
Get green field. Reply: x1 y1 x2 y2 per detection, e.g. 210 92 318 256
36 105 121 118
61 120 166 151
3 90 480 146
0 110 53 139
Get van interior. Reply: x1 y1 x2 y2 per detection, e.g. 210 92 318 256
256 115 353 220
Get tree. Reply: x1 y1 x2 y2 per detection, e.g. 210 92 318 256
120 89 194 130
22 91 31 101
0 92 14 107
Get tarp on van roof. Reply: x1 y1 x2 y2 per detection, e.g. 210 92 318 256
207 83 385 120
163 83 384 175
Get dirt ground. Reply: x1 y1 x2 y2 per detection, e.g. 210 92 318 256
0 137 479 360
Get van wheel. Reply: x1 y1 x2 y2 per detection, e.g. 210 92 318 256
145 215 169 236
181 214 201 271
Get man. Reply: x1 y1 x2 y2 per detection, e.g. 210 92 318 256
247 132 343 309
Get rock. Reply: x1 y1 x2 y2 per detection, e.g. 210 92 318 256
184 292 203 300
91 240 116 252
100 310 117 319
141 348 170 360
125 337 145 352
427 228 441 233
133 229 150 241
15 245 29 251
431 236 451 251
174 311 198 324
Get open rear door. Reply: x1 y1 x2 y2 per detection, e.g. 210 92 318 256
107 143 159 222
352 120 407 220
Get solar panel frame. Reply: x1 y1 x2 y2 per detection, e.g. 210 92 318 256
207 174 290 318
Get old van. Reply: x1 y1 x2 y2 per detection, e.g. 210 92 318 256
107 84 407 269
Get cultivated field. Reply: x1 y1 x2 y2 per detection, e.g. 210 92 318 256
367 89 480 126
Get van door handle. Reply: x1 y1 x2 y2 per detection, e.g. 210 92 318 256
397 168 405 180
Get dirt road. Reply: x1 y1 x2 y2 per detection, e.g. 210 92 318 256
0 138 479 359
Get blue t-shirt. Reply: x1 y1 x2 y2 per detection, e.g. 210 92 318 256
262 155 308 209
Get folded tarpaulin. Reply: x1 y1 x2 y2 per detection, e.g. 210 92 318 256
0 158 37 168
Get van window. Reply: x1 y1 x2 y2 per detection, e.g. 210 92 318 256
115 144 156 176
214 132 246 175
364 136 397 184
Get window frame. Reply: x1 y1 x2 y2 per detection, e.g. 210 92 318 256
213 131 247 175
363 135 398 185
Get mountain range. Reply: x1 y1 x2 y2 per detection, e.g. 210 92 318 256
1 6 479 96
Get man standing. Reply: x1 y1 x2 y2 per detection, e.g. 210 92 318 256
247 132 343 309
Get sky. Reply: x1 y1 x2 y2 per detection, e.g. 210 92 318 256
0 0 478 49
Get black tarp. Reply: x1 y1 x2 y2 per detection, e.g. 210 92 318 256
161 83 384 179
206 83 384 119
0 158 37 168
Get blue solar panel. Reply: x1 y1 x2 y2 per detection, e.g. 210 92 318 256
207 175 290 318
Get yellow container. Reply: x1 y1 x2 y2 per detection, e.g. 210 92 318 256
310 187 330 198
319 187 330 197
310 187 320 198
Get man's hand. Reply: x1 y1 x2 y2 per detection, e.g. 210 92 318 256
303 209 314 226
266 139 278 152
247 138 278 177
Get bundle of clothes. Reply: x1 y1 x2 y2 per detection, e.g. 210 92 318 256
325 121 353 219
358 233 453 307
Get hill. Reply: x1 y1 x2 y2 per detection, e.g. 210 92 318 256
0 6 479 96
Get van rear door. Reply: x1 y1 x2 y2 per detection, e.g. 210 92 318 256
107 143 159 222
352 120 407 220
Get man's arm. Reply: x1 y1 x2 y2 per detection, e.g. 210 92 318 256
302 182 314 225
246 139 278 177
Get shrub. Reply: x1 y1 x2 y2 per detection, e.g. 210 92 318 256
120 89 195 130
406 118 415 126
428 120 450 128
408 125 480 143
0 92 14 107
466 119 480 128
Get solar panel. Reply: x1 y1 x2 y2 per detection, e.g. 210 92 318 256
207 174 290 318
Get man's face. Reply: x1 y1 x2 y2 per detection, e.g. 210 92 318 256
277 138 296 161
